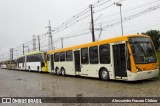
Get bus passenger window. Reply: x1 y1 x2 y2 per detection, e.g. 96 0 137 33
54 53 60 62
60 52 65 62
81 48 89 64
99 44 110 64
66 51 73 61
89 46 99 64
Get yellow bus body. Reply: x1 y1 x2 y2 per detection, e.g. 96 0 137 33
47 34 159 81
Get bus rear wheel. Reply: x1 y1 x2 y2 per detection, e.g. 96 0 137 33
61 68 65 76
56 67 61 75
28 66 31 72
37 66 40 73
100 68 109 81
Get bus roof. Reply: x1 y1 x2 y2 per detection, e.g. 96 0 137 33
0 59 16 62
17 51 45 59
47 34 149 54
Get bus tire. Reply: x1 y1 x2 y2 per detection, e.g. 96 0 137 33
99 68 109 81
55 67 58 74
37 66 40 73
28 66 31 72
55 67 60 75
61 67 66 76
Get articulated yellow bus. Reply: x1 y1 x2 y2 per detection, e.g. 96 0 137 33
47 34 159 81
16 51 48 72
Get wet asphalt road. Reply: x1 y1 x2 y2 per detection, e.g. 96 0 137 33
0 68 160 106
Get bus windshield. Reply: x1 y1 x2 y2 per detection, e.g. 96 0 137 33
129 37 157 64
26 53 44 62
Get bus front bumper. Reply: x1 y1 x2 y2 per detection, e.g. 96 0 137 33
127 69 159 81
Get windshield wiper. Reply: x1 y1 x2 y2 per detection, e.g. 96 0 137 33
135 42 146 57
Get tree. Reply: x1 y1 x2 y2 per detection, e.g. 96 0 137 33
142 30 160 51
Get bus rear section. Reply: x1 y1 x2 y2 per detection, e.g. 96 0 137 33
25 53 47 72
17 56 26 70
7 60 16 70
17 51 47 72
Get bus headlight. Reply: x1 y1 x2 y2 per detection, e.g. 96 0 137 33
136 67 142 72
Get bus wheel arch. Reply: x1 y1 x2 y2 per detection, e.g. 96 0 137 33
61 67 66 76
99 67 110 81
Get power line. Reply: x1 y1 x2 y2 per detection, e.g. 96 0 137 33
54 7 90 31
126 23 160 34
93 0 112 8
99 0 160 21
53 13 91 34
102 4 160 30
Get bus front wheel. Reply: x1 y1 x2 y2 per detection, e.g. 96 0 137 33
100 68 109 81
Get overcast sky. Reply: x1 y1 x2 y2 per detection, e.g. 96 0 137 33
0 0 160 60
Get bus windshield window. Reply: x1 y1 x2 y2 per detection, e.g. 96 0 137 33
129 37 157 64
27 53 44 62
39 53 44 61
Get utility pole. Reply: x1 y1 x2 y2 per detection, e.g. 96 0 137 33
48 20 53 50
38 35 40 51
90 4 95 42
23 45 29 54
115 2 123 36
27 46 29 53
23 44 24 55
33 35 36 51
10 48 13 68
119 5 124 36
51 35 53 50
61 38 64 48
10 48 13 60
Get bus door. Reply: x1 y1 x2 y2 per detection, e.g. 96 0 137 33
113 43 127 78
24 56 27 70
47 54 51 73
74 50 81 74
51 54 54 72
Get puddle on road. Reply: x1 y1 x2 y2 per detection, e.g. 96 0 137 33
37 81 57 96
76 94 83 97
16 78 22 81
